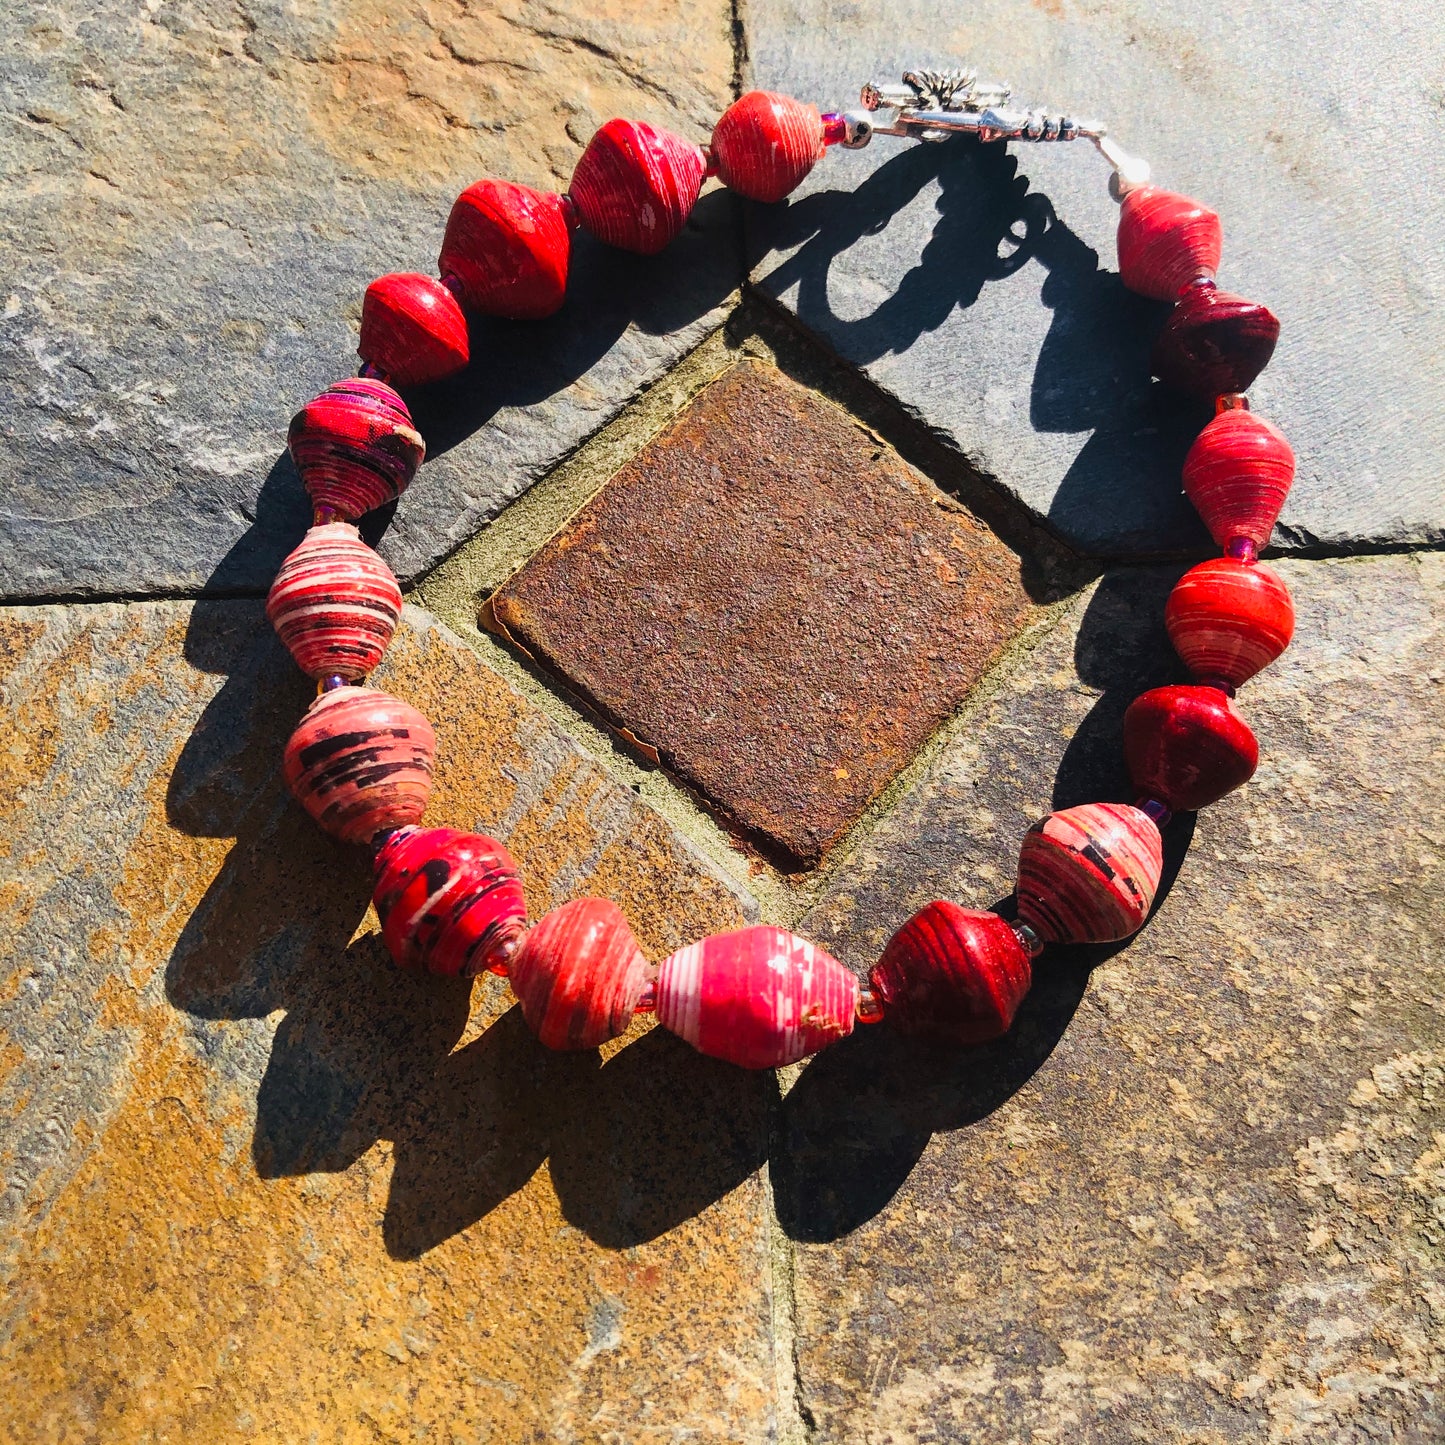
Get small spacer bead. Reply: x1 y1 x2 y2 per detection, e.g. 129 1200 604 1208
485 924 522 977
358 359 390 382
701 144 718 178
440 272 465 299
559 193 581 231
855 983 886 1024
1137 796 1174 827
312 504 340 526
1010 919 1046 959
1216 393 1251 414
1196 674 1238 697
820 112 849 147
1225 535 1260 563
1107 170 1132 202
634 978 657 1014
1107 158 1153 201
317 672 349 694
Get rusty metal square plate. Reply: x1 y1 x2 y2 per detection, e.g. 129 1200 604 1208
487 361 1034 868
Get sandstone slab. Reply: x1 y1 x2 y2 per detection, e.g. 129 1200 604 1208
0 0 739 600
780 554 1445 1440
0 600 778 1442
487 360 1036 867
745 0 1445 557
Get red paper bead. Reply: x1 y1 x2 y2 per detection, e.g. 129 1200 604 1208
372 826 526 977
655 926 857 1069
507 898 651 1050
266 522 402 681
439 180 571 319
288 379 425 522
358 273 470 387
1016 804 1163 945
868 903 1031 1045
1117 186 1223 301
710 90 824 203
1182 409 1296 551
1165 558 1295 687
1152 282 1281 398
1123 684 1259 812
568 118 707 255
284 685 436 844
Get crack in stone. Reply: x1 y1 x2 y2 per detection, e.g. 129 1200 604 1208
730 0 750 102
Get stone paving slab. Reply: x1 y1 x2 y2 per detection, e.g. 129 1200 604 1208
6 557 1440 1443
782 553 1445 1440
487 359 1037 868
746 0 1445 557
2 4 1443 1439
0 601 777 1442
0 0 739 600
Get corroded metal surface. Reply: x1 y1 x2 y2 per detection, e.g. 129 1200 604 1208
489 360 1036 868
0 602 774 1442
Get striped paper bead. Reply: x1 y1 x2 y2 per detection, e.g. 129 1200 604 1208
372 826 526 977
1165 557 1295 687
869 902 1032 1044
710 91 824 203
1116 186 1222 300
287 378 425 522
1015 803 1164 944
1182 409 1296 552
568 118 706 255
266 523 402 680
507 898 650 1050
655 925 857 1070
283 685 435 844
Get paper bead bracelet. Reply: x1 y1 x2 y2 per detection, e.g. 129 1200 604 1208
266 70 1296 1069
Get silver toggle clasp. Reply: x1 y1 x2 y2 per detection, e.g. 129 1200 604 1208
853 66 1151 193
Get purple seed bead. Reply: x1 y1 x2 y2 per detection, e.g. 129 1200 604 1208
1136 796 1174 828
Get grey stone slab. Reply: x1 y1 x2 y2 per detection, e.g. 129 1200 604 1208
779 553 1445 1439
746 0 1445 557
0 0 740 600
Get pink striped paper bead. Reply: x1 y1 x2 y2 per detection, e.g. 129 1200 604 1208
266 522 402 681
1015 803 1164 944
655 925 858 1069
